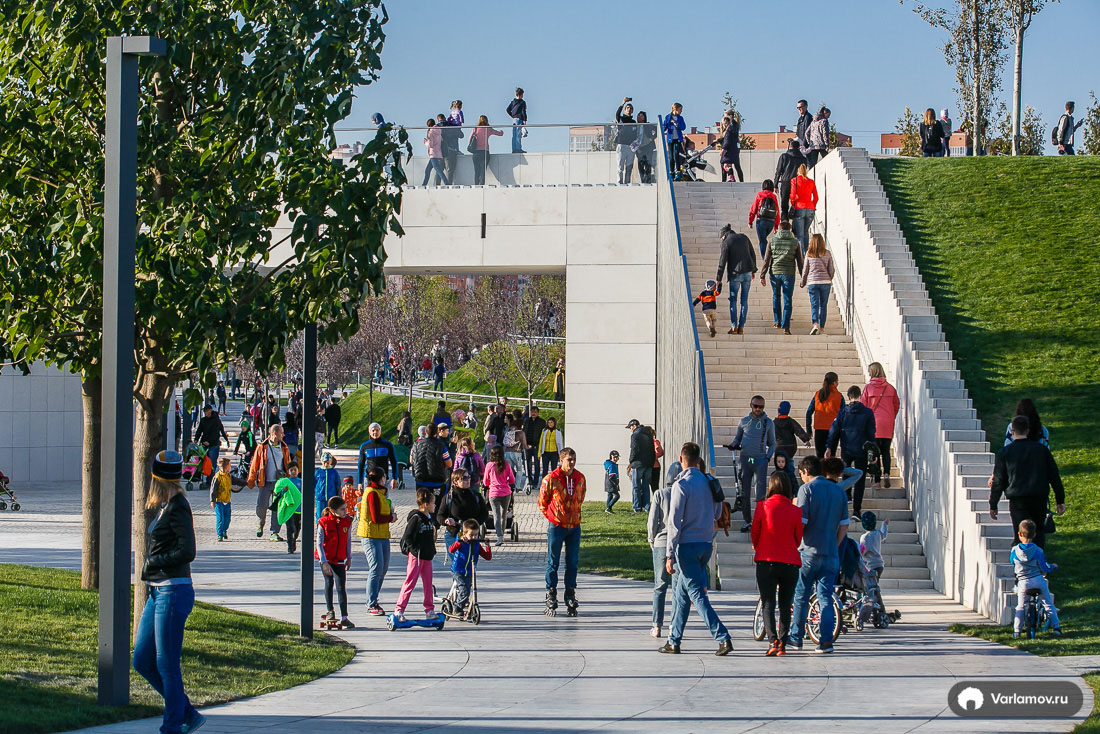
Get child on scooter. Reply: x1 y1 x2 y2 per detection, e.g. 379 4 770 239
1012 519 1061 638
394 489 438 623
317 496 355 629
448 519 492 614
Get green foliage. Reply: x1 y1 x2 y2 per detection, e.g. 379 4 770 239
1082 91 1100 156
0 564 353 734
0 0 407 395
987 103 1045 155
875 156 1100 654
895 107 922 157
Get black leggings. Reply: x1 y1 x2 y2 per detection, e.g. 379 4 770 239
814 429 830 459
721 149 744 182
756 560 800 643
324 563 348 617
876 437 892 478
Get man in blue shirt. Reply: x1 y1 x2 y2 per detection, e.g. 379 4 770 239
789 454 849 653
658 441 733 657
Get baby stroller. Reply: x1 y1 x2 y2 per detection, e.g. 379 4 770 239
484 492 520 542
182 443 211 492
394 443 410 490
0 470 20 511
672 142 714 182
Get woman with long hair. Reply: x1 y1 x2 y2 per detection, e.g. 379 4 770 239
1005 398 1049 447
483 444 516 546
800 233 835 335
806 372 844 458
863 362 901 488
919 107 945 158
751 472 803 656
717 113 743 183
789 163 818 255
133 450 203 733
470 114 503 185
635 111 659 183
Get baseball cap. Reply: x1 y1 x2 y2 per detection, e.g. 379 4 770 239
625 419 640 429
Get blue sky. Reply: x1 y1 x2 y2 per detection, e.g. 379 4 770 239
336 0 1098 152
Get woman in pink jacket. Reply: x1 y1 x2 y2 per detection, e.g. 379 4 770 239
482 445 515 546
422 119 449 186
863 362 900 488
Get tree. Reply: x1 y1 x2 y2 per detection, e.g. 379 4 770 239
464 277 517 401
1004 0 1056 155
987 103 1045 155
895 107 923 157
508 276 565 408
1081 91 1100 156
0 0 407 629
908 0 1009 155
391 276 458 411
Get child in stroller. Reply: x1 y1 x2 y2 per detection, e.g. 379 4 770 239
0 469 19 511
182 443 211 492
672 142 715 182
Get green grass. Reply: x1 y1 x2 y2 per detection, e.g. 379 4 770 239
441 346 562 402
336 386 564 451
0 564 353 734
577 502 652 581
876 158 1100 681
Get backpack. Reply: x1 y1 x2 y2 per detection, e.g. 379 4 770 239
461 452 480 486
758 193 777 223
705 473 733 536
1051 115 1065 146
399 512 424 556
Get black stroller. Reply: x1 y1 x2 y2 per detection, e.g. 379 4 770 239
672 142 715 182
484 492 520 542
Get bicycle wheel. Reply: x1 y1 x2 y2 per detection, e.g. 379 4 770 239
752 598 767 642
808 593 842 644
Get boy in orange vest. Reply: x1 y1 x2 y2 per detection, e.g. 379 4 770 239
692 279 720 337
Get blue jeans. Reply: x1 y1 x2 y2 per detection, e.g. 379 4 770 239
545 523 581 590
214 501 231 539
807 283 831 328
361 537 391 608
770 273 795 329
512 120 524 152
668 542 730 646
631 463 652 512
133 584 198 734
422 158 449 186
727 273 752 329
1060 144 1075 155
651 545 672 628
792 208 815 255
738 454 769 523
790 552 839 646
754 217 773 259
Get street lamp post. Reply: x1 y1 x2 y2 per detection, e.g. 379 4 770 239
300 324 317 637
98 34 166 707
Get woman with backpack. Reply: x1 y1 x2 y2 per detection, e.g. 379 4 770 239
919 108 946 158
748 180 780 259
863 362 900 489
805 372 844 459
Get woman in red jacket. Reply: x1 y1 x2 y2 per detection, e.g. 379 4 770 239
789 163 819 255
751 472 803 656
863 362 901 489
748 180 781 259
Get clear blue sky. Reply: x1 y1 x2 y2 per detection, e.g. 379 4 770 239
336 0 1098 152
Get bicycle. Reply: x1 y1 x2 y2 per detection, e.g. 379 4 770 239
1020 571 1059 639
752 589 843 644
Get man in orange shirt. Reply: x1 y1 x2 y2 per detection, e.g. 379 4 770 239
538 447 586 616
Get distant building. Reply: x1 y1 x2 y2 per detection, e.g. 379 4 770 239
330 141 366 164
686 124 852 151
568 125 612 152
880 131 968 156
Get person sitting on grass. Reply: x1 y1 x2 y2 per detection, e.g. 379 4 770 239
1011 518 1061 639
448 518 492 614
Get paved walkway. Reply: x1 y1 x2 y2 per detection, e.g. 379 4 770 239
1 483 1092 733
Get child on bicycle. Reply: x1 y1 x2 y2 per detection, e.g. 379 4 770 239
1012 519 1061 638
394 489 438 623
604 450 621 514
448 518 492 614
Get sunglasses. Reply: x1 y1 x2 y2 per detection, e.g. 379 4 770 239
751 404 765 409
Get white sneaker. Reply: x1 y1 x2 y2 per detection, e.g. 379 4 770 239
650 626 661 638
810 325 819 335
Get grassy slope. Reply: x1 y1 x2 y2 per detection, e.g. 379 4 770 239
875 157 1100 728
577 502 652 582
441 348 561 402
0 564 353 734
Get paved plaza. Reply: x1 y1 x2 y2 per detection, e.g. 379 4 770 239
0 480 1091 734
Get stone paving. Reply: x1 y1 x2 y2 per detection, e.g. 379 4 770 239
0 482 1093 733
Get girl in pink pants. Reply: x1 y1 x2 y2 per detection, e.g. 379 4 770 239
394 489 439 621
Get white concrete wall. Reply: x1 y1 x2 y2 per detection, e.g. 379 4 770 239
0 362 83 483
815 148 1012 623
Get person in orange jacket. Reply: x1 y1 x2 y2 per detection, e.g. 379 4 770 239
538 447 586 616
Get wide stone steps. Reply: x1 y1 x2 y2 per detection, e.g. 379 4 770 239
674 180 933 593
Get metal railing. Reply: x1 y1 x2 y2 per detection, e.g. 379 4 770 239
369 381 564 411
655 116 716 472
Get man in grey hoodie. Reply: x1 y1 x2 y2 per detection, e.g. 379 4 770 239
658 442 733 656
726 395 777 532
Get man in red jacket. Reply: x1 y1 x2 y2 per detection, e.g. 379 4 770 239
538 447 586 617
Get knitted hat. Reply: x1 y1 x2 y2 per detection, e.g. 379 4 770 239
152 450 184 481
778 401 791 416
342 476 354 485
321 451 335 465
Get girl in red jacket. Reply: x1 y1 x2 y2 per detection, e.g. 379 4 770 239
317 496 355 629
750 473 803 656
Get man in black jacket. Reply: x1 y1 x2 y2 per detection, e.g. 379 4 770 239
507 87 527 153
626 419 656 513
523 406 548 489
795 99 813 151
324 398 342 448
615 97 638 183
990 415 1066 549
194 405 229 487
714 224 757 335
773 140 807 218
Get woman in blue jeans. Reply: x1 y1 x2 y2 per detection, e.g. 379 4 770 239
133 450 204 734
799 233 835 335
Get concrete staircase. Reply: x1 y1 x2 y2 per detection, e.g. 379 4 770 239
674 181 933 592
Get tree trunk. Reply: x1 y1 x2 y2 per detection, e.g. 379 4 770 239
80 376 101 590
972 0 982 156
1012 24 1024 155
369 379 374 423
132 372 174 636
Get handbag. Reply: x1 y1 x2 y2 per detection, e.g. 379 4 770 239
1044 507 1057 535
466 129 478 153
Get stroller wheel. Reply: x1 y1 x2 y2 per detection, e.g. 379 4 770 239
0 501 6 511
471 604 481 626
10 503 19 512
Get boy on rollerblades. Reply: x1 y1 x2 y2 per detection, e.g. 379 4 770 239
538 447 586 617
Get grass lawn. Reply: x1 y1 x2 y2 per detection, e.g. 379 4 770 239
0 564 353 734
875 157 1100 727
577 502 652 582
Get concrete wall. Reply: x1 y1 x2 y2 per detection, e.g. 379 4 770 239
371 184 659 490
815 147 1011 623
0 362 83 483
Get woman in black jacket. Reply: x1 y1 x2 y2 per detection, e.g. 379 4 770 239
133 450 202 733
919 108 945 157
436 467 488 564
718 113 744 182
